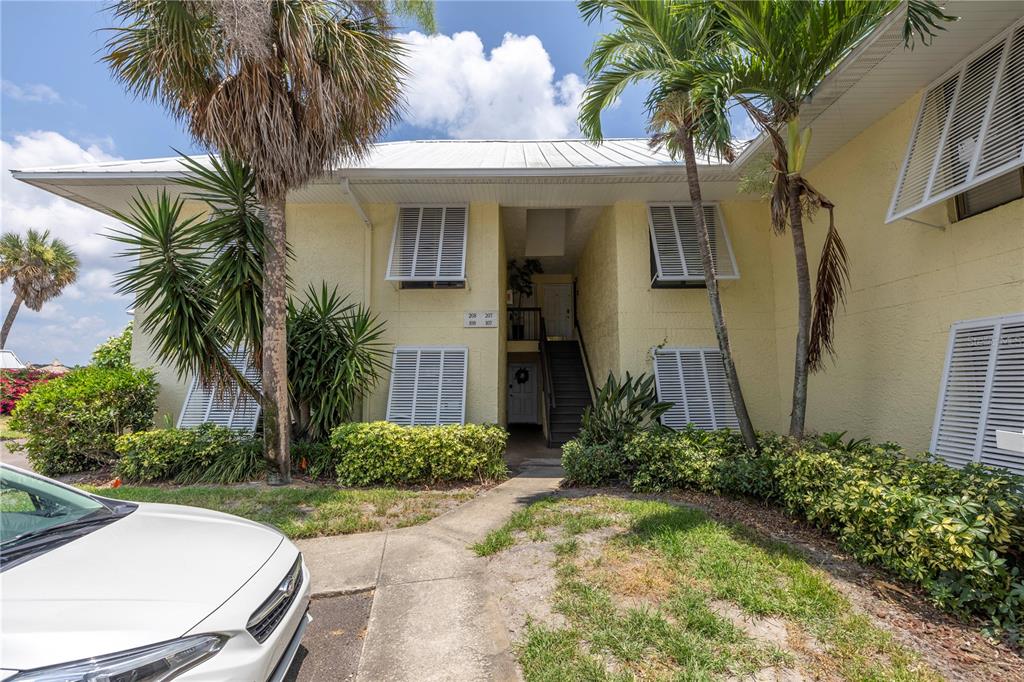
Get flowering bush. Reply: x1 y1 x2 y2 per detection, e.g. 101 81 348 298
0 369 53 415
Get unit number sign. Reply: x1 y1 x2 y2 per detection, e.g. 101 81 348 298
464 311 497 328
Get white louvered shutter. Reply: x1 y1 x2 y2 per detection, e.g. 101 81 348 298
386 206 468 281
888 19 1024 222
386 347 468 426
653 348 739 431
932 314 1024 475
648 204 738 282
177 350 262 432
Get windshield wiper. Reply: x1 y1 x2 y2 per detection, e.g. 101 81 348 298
2 510 118 549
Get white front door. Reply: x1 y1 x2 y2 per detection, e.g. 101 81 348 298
507 363 538 423
542 283 573 339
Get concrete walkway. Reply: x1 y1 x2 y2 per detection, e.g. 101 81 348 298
295 459 564 682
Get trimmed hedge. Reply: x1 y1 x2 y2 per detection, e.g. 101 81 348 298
115 424 263 484
562 429 1024 637
773 445 1023 636
561 440 625 486
330 421 508 486
11 367 158 475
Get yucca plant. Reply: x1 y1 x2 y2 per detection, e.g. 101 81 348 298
287 283 389 442
103 0 433 483
111 156 388 446
579 372 672 448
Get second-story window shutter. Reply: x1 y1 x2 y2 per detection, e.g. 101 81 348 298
178 350 262 432
648 204 738 282
888 20 1024 222
387 206 468 281
386 347 468 426
932 313 1024 475
653 348 739 431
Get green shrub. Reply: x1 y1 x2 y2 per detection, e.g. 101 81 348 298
623 428 782 498
11 367 158 475
561 440 624 486
91 322 133 369
621 425 1024 638
115 423 263 484
773 446 1024 635
330 421 508 486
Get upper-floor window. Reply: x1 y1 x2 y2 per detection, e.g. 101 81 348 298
648 203 739 288
953 168 1023 220
888 18 1024 223
386 205 468 287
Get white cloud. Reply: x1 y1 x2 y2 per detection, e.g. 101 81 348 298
1 80 62 104
2 131 122 265
2 131 131 364
398 31 584 139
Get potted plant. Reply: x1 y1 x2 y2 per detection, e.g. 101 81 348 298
507 259 543 340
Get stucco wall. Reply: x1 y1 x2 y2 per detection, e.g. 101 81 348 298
365 201 504 424
574 206 621 384
588 200 783 428
769 93 1024 451
133 200 506 426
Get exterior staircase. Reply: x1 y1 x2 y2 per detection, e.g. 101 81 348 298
544 340 592 446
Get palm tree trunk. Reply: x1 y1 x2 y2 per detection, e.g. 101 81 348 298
1 294 23 349
262 196 291 484
788 177 812 439
681 133 758 450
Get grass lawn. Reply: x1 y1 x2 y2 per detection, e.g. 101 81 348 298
0 414 26 440
477 495 940 682
86 484 478 539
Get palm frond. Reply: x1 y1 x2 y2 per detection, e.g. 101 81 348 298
902 0 957 49
806 184 849 373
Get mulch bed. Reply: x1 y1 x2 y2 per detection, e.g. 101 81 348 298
557 485 1024 682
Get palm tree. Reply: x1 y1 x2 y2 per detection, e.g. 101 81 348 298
0 229 79 348
578 0 759 450
103 0 432 483
684 0 953 438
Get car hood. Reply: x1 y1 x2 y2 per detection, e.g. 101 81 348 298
0 501 283 671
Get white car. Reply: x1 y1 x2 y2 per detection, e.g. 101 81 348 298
0 464 311 681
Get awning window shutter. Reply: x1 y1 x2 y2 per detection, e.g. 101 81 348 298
648 204 738 281
386 347 468 426
932 314 1024 475
888 19 1024 222
386 206 468 281
653 348 739 431
177 350 262 432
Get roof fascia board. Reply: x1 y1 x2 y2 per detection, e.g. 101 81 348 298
13 163 733 184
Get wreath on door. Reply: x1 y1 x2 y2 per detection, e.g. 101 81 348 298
514 367 531 384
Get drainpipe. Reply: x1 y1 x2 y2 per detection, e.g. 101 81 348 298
340 177 374 422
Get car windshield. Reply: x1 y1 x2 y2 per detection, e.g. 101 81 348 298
0 466 109 545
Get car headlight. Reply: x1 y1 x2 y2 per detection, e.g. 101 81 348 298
9 634 226 682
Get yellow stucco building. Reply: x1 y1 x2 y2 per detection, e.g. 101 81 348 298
14 5 1024 473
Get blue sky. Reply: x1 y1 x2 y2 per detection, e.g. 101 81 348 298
0 0 681 366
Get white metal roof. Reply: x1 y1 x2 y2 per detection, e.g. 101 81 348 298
0 350 26 370
10 139 719 178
